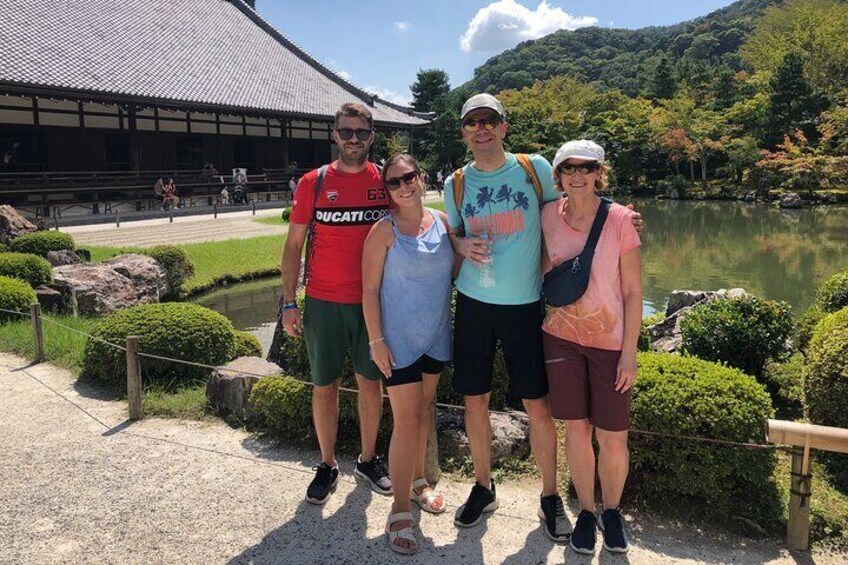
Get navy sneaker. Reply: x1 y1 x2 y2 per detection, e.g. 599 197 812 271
599 508 630 553
305 463 338 505
538 493 572 542
354 454 392 495
455 480 498 527
569 509 597 555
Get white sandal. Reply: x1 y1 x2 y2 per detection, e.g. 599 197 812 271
385 511 418 555
411 478 446 514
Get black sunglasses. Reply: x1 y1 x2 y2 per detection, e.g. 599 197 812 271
336 128 372 141
557 162 600 175
385 171 419 190
461 116 502 132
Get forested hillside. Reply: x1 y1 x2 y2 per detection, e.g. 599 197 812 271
463 0 775 96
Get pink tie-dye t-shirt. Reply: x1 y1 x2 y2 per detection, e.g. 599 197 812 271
541 199 641 351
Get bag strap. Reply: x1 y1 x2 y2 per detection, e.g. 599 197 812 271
581 197 612 261
451 165 467 234
301 164 329 286
515 153 543 206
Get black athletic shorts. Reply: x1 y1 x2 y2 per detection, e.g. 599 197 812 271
452 292 548 400
383 354 445 387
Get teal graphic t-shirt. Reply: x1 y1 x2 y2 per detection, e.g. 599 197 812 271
445 153 560 305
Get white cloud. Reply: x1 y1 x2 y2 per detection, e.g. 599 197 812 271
365 85 412 106
460 0 597 53
394 21 411 31
337 70 353 81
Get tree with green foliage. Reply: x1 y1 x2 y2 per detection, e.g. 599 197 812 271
765 51 823 148
411 69 450 113
646 55 676 100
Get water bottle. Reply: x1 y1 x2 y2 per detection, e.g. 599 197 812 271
478 232 495 288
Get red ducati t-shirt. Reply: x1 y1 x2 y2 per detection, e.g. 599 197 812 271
290 162 389 304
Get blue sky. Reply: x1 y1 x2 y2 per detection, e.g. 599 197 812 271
255 0 737 105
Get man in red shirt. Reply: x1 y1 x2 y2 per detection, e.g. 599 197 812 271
280 103 392 505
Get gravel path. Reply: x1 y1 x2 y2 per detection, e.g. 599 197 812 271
1 353 843 564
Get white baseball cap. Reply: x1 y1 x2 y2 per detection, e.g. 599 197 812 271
461 93 505 120
552 139 605 174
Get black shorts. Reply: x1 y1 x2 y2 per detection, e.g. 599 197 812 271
384 354 445 387
452 292 547 400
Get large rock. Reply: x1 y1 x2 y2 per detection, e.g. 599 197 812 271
779 192 803 209
46 249 81 267
437 409 530 463
206 356 282 419
649 288 748 353
50 254 169 316
103 254 168 301
35 285 69 314
0 205 38 244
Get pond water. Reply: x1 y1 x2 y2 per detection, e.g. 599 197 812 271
196 200 848 353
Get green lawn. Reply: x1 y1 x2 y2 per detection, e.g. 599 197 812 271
0 314 97 373
89 234 286 294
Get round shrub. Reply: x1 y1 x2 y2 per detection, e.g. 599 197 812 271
145 245 194 298
0 276 36 323
804 307 848 430
0 243 7 253
814 268 848 314
638 312 665 352
10 230 75 257
681 294 794 377
630 353 780 525
0 252 52 287
796 305 825 354
281 207 292 222
82 302 235 389
233 330 262 358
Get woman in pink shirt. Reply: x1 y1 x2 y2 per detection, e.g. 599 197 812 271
541 140 642 556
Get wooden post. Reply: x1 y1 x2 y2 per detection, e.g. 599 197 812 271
52 207 59 230
787 446 812 551
213 203 218 219
424 402 440 484
30 304 44 363
169 209 174 223
116 212 121 228
126 336 143 420
252 200 256 215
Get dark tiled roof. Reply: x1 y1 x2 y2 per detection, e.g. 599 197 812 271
0 0 431 126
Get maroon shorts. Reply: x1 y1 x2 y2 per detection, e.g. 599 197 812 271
543 332 630 432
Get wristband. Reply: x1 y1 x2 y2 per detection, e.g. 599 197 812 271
282 301 298 310
368 337 385 347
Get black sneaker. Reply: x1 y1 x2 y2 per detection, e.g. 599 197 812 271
454 480 499 528
599 508 630 553
569 509 597 555
305 463 338 505
538 493 572 542
354 454 392 495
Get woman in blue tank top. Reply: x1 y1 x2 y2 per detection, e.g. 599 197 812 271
362 154 454 555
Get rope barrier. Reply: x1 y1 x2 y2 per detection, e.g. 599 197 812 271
1 305 786 452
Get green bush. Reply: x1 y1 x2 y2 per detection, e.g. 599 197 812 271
10 230 75 257
82 303 235 389
145 245 195 298
281 207 292 222
814 268 848 314
233 330 262 358
804 307 848 490
796 306 825 354
0 243 7 253
630 353 781 525
763 353 805 420
0 276 36 323
681 294 794 377
638 312 665 352
0 252 53 287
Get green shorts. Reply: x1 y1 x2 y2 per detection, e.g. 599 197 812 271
302 295 382 386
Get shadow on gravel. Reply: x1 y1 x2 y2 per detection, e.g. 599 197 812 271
72 376 122 402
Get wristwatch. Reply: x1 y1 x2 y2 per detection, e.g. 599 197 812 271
282 301 298 310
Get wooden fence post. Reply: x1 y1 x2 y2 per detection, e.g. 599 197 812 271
30 304 44 363
116 211 121 228
126 336 143 420
52 207 59 230
787 446 811 551
424 402 441 484
169 210 174 223
213 203 218 219
252 200 256 215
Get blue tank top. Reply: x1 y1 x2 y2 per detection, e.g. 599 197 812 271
380 208 453 369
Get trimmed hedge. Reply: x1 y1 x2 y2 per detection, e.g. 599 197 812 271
638 312 664 352
82 303 235 388
145 245 195 299
0 252 52 287
233 330 262 358
0 243 7 253
10 230 75 257
281 207 292 222
630 353 780 525
0 276 37 323
681 295 794 377
814 268 848 314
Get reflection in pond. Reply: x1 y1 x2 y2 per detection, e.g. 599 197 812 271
193 277 281 356
196 201 848 348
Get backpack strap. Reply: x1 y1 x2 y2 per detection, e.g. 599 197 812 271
515 153 543 206
451 165 466 235
301 164 329 286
